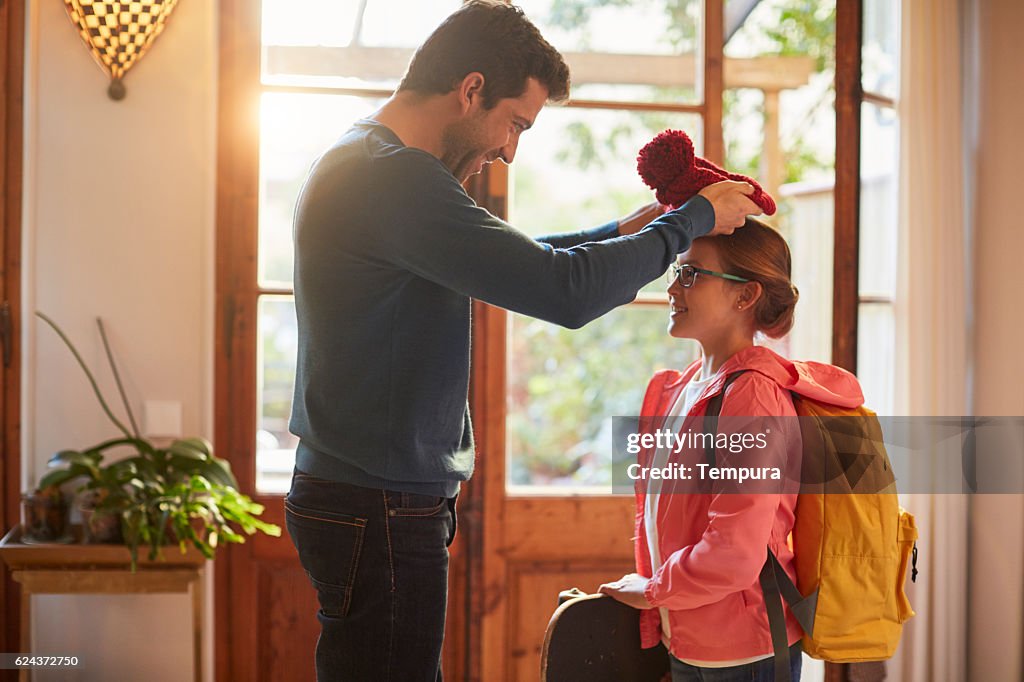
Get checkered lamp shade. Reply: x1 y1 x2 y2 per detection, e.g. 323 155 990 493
63 0 180 99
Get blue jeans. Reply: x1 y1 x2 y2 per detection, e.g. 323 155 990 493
670 643 802 682
286 469 457 682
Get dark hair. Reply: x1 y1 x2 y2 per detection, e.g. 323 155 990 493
704 218 800 339
397 0 570 108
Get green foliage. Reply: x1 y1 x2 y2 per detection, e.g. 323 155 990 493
41 432 282 570
546 0 700 51
556 121 635 171
723 89 762 179
35 312 281 570
784 134 833 184
761 0 836 71
507 308 698 485
547 0 632 31
544 0 836 186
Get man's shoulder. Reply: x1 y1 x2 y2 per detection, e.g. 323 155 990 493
325 122 443 172
314 130 451 199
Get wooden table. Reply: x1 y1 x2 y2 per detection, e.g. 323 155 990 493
0 525 206 681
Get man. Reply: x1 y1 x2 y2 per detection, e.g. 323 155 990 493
285 2 760 680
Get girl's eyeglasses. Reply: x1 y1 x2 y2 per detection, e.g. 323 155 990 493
666 263 751 288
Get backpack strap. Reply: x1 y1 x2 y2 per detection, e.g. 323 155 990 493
759 550 794 681
703 371 817 682
702 371 746 466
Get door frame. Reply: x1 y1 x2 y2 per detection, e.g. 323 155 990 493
213 0 865 677
213 0 260 678
1 0 25 657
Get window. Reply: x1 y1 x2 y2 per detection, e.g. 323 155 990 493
506 0 707 490
223 0 893 494
251 2 459 493
216 2 895 677
857 0 899 414
506 0 840 490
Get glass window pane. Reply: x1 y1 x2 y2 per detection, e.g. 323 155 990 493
722 87 765 180
263 1 705 95
862 0 899 98
506 306 698 491
857 301 894 415
725 103 836 365
516 0 702 101
721 0 837 366
859 101 898 299
722 0 836 191
775 184 834 365
261 1 461 89
261 0 359 48
517 0 702 56
260 0 460 89
725 0 836 71
256 296 299 494
259 93 383 288
510 106 703 295
511 108 704 236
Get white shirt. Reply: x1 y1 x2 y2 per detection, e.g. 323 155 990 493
643 371 716 649
643 369 774 668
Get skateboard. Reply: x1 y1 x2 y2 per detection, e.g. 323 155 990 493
541 589 670 682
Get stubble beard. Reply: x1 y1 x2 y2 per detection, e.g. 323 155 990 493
441 116 487 183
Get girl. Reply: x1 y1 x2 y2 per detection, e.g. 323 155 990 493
599 218 863 681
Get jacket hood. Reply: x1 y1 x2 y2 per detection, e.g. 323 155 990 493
672 345 864 409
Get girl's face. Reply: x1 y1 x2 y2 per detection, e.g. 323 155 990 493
666 239 748 342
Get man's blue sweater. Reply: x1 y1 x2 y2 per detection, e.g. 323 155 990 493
290 120 715 497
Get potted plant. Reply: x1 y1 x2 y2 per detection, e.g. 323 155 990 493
35 312 280 568
20 484 71 544
37 441 133 543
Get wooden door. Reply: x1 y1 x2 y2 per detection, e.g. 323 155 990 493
214 1 868 680
464 4 725 679
460 166 644 682
214 4 480 678
213 0 724 679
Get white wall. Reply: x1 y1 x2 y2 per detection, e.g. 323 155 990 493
23 0 216 679
967 0 1024 680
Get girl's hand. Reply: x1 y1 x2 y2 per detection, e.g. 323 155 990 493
597 573 654 609
616 201 671 236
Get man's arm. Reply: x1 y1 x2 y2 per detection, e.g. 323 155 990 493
535 221 620 249
535 180 758 250
364 153 750 328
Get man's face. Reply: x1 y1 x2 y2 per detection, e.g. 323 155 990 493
441 77 549 183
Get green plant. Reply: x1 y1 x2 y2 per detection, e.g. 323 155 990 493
36 312 280 568
39 437 140 495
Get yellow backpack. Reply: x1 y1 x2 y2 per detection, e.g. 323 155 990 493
706 372 919 681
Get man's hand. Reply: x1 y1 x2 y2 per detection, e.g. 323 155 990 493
597 573 654 610
617 201 670 236
698 180 760 236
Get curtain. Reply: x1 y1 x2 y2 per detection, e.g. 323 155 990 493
890 0 970 680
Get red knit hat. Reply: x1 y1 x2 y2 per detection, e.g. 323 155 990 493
637 129 777 216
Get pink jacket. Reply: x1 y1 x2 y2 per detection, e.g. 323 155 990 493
634 345 863 660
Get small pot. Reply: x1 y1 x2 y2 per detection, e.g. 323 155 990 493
21 490 71 544
80 505 123 544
